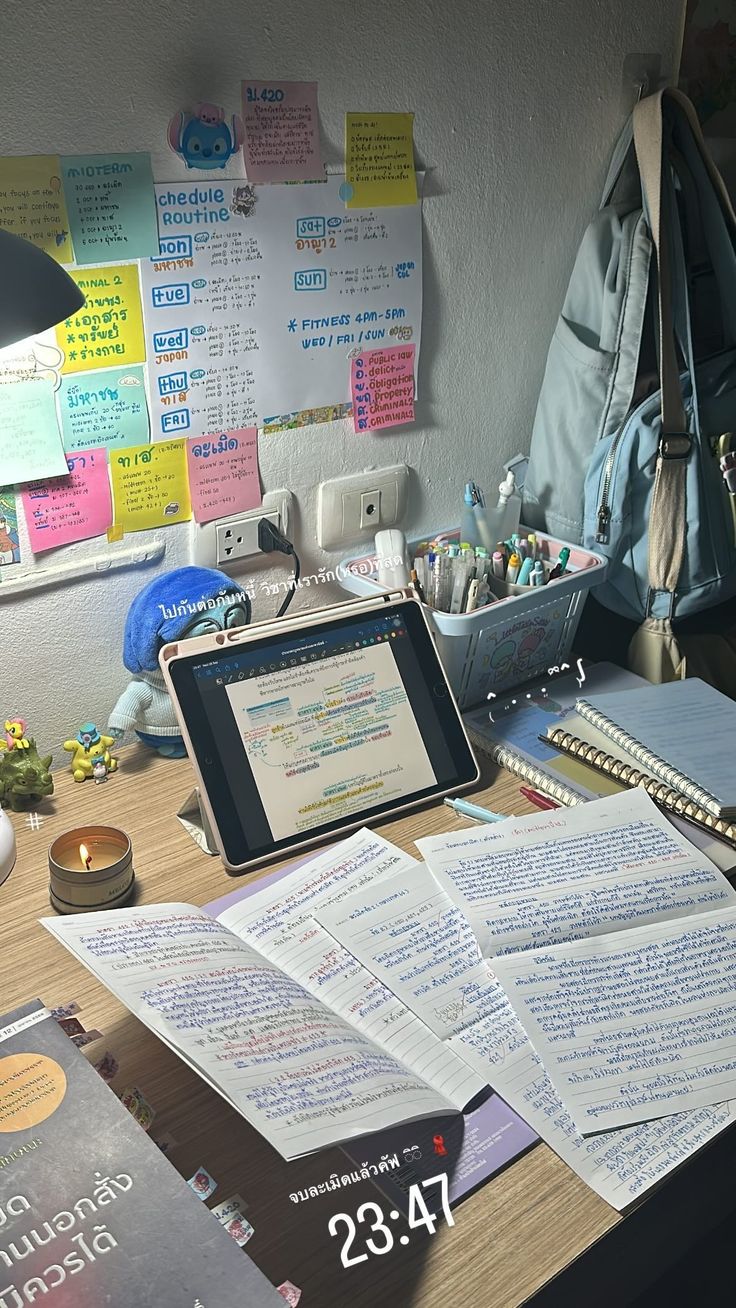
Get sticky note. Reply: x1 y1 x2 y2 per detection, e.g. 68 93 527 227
56 264 146 374
345 113 417 208
0 488 21 567
351 344 416 432
22 447 112 553
242 81 324 182
186 429 260 524
59 365 149 452
110 439 191 532
0 379 67 483
0 155 72 261
61 153 159 263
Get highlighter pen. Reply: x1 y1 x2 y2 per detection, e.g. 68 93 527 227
443 797 509 824
505 552 520 583
464 577 480 613
531 560 545 586
548 546 571 581
527 532 537 561
517 556 533 586
492 550 505 579
517 538 529 561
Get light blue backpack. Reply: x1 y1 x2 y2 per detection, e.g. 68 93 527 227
522 89 736 679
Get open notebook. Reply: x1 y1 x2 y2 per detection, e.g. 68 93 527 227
576 678 736 818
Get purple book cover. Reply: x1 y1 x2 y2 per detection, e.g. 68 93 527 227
0 1000 283 1307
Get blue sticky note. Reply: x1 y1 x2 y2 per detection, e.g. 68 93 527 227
59 365 150 452
61 153 159 263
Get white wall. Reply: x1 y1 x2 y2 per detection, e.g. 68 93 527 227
1 0 684 761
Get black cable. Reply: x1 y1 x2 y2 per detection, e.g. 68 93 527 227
257 517 301 619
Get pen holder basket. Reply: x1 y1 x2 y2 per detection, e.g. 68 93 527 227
338 528 608 708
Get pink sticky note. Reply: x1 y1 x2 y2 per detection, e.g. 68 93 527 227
351 345 416 433
242 81 323 183
22 447 112 552
186 429 260 525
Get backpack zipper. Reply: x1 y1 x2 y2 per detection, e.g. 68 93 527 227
595 425 627 542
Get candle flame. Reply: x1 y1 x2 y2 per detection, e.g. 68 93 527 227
79 843 92 870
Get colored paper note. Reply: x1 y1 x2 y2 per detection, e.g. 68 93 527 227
345 113 417 208
61 152 159 263
110 438 191 532
242 81 323 182
59 365 149 452
351 344 415 432
0 488 20 567
56 263 146 374
0 379 67 483
141 177 422 434
185 428 260 523
22 447 112 553
0 154 72 261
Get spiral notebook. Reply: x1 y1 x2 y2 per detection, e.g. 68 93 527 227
575 679 736 819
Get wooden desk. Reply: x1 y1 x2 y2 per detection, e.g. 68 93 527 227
0 749 654 1306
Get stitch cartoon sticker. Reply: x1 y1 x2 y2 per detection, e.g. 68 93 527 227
168 103 244 171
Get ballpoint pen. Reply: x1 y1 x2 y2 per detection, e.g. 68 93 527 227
443 797 510 823
548 546 570 580
519 786 560 810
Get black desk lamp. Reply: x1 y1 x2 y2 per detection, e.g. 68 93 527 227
0 227 85 348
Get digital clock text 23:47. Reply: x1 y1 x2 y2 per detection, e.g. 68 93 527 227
328 1173 454 1268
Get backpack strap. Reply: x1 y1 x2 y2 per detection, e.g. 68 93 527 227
633 90 689 611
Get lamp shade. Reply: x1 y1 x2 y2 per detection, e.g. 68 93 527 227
0 227 85 349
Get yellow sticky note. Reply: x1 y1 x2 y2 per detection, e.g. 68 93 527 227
110 440 192 533
56 264 145 374
0 155 73 262
107 523 124 543
345 113 417 208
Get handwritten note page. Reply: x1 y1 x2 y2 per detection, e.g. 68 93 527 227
110 438 191 532
319 862 736 1209
56 263 146 374
0 155 72 261
0 379 67 483
186 428 260 524
351 344 415 433
22 447 112 552
242 81 323 182
345 113 418 208
493 906 736 1135
416 789 736 957
316 862 500 1042
61 153 159 264
216 828 484 1109
59 365 150 452
43 903 458 1159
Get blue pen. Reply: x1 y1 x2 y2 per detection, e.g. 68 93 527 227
443 797 509 824
531 560 545 586
517 556 533 585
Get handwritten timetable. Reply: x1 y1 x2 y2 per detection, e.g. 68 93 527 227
242 81 323 183
140 177 422 436
58 364 150 452
56 263 146 374
345 113 418 208
61 152 159 263
351 343 415 432
109 438 191 532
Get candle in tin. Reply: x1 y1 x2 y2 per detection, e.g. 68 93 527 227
48 826 134 913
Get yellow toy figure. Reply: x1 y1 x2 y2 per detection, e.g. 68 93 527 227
2 718 30 750
63 723 118 783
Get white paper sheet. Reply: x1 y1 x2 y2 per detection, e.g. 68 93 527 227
493 906 736 1134
140 177 423 436
42 902 459 1160
217 828 484 1109
416 789 736 956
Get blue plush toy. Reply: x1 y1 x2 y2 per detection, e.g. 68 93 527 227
107 566 251 758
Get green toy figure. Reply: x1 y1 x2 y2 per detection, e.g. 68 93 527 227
63 723 119 783
0 726 53 811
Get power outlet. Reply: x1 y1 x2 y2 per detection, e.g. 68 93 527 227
190 489 293 569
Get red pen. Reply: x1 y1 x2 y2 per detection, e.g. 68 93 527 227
520 786 560 810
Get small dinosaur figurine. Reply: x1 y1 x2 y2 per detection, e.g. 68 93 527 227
0 738 53 811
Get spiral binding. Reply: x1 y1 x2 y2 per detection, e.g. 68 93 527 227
575 698 723 818
546 727 736 850
466 729 587 807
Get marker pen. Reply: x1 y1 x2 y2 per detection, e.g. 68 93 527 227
531 560 545 586
517 538 529 561
505 552 520 584
548 546 571 581
517 556 533 586
527 532 537 561
492 551 505 579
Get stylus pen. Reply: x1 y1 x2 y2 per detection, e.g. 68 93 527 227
443 797 509 823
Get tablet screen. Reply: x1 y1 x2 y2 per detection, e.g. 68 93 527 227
166 598 478 867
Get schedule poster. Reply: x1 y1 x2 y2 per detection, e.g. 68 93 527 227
140 178 422 438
